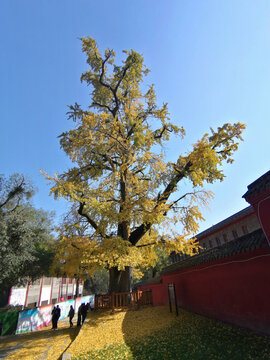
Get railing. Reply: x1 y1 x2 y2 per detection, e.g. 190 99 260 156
95 294 112 309
95 290 153 311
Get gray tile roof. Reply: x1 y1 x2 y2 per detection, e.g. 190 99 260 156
196 206 254 240
161 228 268 275
134 276 162 288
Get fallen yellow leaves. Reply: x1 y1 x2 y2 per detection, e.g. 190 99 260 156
68 306 176 357
0 317 79 360
2 306 270 360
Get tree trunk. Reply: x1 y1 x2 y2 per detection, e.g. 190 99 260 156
108 172 133 294
75 278 80 298
108 266 133 293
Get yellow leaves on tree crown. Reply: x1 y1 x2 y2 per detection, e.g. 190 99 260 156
42 36 246 277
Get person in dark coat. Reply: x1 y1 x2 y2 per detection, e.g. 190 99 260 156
56 305 61 319
77 304 82 327
51 306 58 330
68 305 75 327
54 305 61 329
81 303 88 324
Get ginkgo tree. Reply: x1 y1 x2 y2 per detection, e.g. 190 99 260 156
44 37 245 293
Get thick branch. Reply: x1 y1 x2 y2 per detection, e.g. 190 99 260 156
129 222 151 245
102 154 120 170
97 54 120 118
90 150 120 168
117 173 129 241
115 63 130 93
99 54 121 117
135 241 156 248
127 108 154 139
153 125 168 140
168 192 197 209
127 123 136 138
71 243 81 250
78 202 109 239
158 161 192 204
68 162 113 178
112 59 137 117
129 161 193 245
92 101 114 115
78 202 98 230
98 54 136 119
99 53 115 93
96 128 127 151
136 237 166 248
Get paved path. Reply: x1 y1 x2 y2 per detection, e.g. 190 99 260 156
0 316 80 360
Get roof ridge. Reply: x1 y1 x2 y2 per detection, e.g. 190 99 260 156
161 228 268 274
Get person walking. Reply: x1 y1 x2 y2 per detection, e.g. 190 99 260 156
68 305 75 327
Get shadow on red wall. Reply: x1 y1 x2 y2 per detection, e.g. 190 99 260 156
138 246 270 335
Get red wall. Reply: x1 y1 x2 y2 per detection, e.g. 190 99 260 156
245 186 270 246
139 246 270 335
256 195 270 247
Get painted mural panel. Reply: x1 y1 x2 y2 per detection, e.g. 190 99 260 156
16 304 53 334
75 295 94 312
55 299 75 320
15 295 94 334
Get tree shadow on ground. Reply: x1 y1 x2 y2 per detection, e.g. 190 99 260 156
122 306 270 360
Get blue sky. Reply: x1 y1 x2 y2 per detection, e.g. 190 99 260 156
1 0 270 232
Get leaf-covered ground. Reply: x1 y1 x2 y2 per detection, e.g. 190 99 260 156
1 307 270 360
70 306 270 360
0 317 79 360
